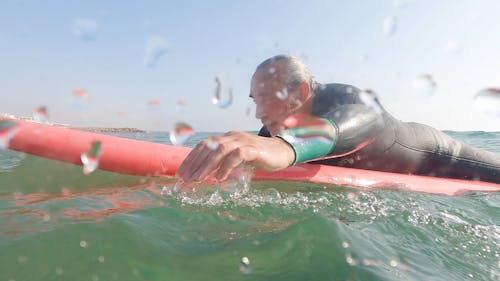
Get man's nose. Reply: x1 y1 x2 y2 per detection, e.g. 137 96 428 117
255 105 266 119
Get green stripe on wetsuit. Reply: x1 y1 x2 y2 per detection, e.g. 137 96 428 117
278 118 338 165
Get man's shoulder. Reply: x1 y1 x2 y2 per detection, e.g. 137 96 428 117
313 83 362 106
315 83 361 95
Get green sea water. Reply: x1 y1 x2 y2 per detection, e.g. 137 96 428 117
0 131 499 281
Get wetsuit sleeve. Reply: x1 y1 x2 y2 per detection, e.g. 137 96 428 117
278 104 385 164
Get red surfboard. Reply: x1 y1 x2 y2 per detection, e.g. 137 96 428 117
3 118 499 195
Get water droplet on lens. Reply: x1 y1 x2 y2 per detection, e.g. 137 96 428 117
292 97 302 107
143 35 169 68
390 260 398 267
81 141 102 175
443 41 462 55
346 253 357 265
363 259 379 266
240 256 252 274
148 100 161 108
206 138 219 150
17 256 27 264
71 88 91 118
212 76 233 109
80 240 88 248
359 53 370 63
98 256 105 263
473 88 500 118
382 16 397 37
55 266 64 275
177 99 187 106
72 88 90 100
413 74 437 97
169 122 194 146
393 0 411 8
275 87 288 100
72 18 99 41
0 120 19 149
359 89 383 114
33 106 49 124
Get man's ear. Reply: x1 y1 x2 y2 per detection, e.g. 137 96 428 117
288 81 311 111
297 81 311 101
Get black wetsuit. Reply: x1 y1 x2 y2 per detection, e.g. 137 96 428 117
259 83 500 184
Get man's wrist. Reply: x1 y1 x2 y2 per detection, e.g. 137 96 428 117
277 118 338 165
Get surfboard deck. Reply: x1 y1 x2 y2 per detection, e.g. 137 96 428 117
3 118 499 195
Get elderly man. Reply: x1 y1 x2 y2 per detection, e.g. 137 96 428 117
177 55 500 184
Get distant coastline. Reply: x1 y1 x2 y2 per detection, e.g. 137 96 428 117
71 127 146 133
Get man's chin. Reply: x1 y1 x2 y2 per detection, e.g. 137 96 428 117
268 126 284 137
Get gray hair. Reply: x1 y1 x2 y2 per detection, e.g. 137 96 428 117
255 55 314 90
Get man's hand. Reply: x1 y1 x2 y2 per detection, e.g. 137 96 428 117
176 131 295 183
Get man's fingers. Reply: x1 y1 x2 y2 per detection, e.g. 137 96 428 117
176 141 206 176
177 138 219 179
215 147 259 181
178 137 237 182
189 141 233 181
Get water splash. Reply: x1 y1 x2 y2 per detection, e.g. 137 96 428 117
169 122 194 146
413 74 437 97
473 88 500 118
0 120 19 150
212 76 233 109
80 141 102 175
72 18 99 41
382 16 397 37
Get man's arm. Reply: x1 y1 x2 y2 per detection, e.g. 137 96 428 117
176 131 295 183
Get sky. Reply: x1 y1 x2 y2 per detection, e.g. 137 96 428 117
1 0 500 132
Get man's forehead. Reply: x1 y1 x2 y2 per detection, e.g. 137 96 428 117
252 71 285 87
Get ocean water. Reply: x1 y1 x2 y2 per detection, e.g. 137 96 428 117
0 131 499 281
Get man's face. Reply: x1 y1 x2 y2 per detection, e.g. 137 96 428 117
250 65 297 136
